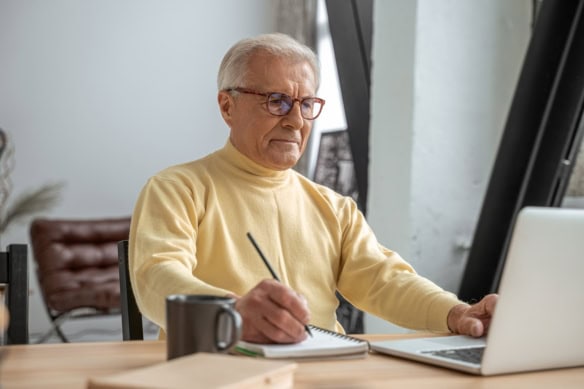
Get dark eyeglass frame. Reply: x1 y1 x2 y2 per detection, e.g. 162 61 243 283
226 87 326 120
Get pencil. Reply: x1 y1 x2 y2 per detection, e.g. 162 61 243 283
246 232 313 338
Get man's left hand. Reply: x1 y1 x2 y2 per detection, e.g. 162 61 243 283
447 293 498 337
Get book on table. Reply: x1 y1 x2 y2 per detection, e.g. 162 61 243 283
235 325 369 359
87 352 297 389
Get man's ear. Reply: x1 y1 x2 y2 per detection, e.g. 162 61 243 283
218 91 234 126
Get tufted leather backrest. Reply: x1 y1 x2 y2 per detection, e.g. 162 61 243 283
29 217 131 315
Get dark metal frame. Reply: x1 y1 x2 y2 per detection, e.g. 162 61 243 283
0 244 28 344
326 0 372 215
459 0 584 301
118 240 144 341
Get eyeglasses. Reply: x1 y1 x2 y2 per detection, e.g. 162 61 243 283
226 87 325 120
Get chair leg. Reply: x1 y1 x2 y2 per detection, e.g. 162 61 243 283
53 323 70 343
35 324 69 343
35 313 71 343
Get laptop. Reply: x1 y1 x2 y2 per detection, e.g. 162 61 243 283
371 206 584 375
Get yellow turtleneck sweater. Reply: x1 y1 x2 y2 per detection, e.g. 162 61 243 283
129 140 461 335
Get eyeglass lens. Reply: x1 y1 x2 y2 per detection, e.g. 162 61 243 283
267 93 323 119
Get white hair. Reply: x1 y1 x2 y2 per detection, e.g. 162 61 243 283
217 33 320 91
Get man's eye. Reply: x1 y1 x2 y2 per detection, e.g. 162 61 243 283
271 97 292 109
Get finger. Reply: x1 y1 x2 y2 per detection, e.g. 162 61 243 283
248 310 305 343
240 315 282 344
255 290 307 341
468 294 497 318
264 284 310 340
240 280 309 343
262 309 308 343
463 298 497 337
273 289 311 324
460 317 484 337
484 293 498 314
259 280 311 324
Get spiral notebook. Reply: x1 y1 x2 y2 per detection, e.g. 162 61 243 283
235 325 369 359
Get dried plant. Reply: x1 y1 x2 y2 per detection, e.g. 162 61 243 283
0 130 13 209
0 129 64 235
0 182 64 234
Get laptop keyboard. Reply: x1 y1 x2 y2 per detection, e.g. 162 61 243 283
422 346 485 364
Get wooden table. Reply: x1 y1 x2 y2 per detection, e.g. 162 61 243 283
1 334 583 388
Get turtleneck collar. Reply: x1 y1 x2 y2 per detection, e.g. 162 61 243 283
218 139 292 183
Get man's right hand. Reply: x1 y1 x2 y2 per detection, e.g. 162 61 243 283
232 279 311 344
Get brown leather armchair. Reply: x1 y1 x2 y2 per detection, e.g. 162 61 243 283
29 216 131 342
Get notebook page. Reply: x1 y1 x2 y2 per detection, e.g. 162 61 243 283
235 326 368 359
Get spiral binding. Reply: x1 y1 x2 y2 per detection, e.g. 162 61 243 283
308 325 367 344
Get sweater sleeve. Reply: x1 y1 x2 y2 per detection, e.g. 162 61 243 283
336 198 462 332
129 175 232 330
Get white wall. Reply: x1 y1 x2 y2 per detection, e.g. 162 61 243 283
367 0 531 332
0 0 534 338
0 0 276 338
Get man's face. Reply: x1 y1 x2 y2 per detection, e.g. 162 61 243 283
218 52 318 170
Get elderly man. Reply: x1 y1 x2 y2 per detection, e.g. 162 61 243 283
129 33 497 344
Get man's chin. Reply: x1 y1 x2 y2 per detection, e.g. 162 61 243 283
266 154 300 170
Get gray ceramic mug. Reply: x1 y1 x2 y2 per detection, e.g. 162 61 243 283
166 294 242 360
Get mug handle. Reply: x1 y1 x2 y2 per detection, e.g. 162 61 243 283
215 306 242 351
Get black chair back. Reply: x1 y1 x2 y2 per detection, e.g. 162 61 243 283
0 244 29 344
117 240 144 340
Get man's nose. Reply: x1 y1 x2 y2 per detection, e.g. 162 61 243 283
282 101 304 129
